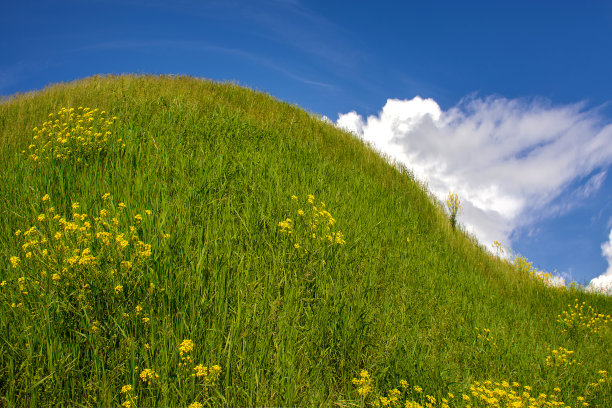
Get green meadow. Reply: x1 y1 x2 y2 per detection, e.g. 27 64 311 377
0 75 610 408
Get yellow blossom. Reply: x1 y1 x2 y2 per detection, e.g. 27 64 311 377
9 256 20 268
180 339 194 355
139 368 158 383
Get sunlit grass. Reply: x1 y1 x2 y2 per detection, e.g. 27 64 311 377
0 75 610 407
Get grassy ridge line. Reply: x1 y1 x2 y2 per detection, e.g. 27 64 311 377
0 74 609 407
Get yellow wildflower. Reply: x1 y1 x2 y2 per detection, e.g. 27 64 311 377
139 368 158 383
9 256 20 268
180 339 194 355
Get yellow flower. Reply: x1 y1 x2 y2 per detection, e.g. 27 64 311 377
188 402 203 408
120 384 132 393
139 368 159 383
9 256 20 268
42 194 50 202
142 317 150 324
193 364 208 378
180 339 195 355
114 285 123 294
72 202 79 210
0 281 6 287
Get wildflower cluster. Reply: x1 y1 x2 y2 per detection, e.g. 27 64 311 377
6 193 153 294
352 370 374 397
467 380 572 408
446 192 462 229
493 241 505 257
545 346 578 368
177 339 222 405
193 364 222 386
556 299 611 336
139 368 159 384
351 371 586 408
475 327 498 348
278 194 346 254
179 339 195 366
512 255 564 289
117 339 221 407
120 383 137 408
2 193 156 336
351 371 453 408
585 370 610 399
25 107 123 163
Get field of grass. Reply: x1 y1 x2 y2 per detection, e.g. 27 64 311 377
0 74 610 408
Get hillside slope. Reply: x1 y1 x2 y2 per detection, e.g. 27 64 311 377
0 75 610 407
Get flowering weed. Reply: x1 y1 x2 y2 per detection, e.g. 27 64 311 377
278 193 346 257
24 107 123 163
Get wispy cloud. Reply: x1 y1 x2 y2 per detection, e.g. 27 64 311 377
75 40 335 89
337 96 612 263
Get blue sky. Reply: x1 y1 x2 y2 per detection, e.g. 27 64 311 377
2 0 612 290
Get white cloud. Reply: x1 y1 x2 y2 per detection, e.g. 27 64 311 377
588 229 612 295
337 95 612 284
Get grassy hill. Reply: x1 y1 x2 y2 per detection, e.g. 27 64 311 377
0 75 610 408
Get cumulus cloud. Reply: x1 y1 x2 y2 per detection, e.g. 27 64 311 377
588 229 612 295
337 95 612 283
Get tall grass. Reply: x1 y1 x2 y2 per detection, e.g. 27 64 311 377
0 75 610 407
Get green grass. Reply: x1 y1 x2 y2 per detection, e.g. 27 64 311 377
0 74 610 408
